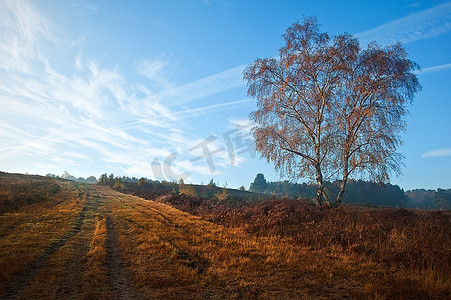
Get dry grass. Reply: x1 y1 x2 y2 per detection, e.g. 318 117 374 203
127 192 451 299
0 176 87 296
1 176 113 299
1 173 449 299
0 172 62 212
18 215 94 300
1 176 133 299
103 189 443 299
108 195 314 298
220 201 451 278
83 216 108 298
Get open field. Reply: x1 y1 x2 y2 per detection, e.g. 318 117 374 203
0 173 450 299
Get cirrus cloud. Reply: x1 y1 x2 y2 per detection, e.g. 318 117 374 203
421 148 451 158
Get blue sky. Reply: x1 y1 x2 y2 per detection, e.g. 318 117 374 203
0 0 450 190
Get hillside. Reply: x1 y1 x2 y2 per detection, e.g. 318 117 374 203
0 173 450 299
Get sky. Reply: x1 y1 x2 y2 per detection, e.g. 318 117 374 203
0 0 450 190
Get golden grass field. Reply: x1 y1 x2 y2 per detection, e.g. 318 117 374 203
0 173 449 299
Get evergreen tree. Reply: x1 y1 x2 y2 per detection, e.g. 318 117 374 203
433 188 451 210
250 173 267 193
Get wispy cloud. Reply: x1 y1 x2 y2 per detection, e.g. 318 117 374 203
174 99 252 119
0 0 250 180
0 1 175 177
4 0 449 181
154 64 246 106
356 1 451 45
84 4 99 13
228 118 255 128
421 148 451 158
416 63 451 74
138 57 175 90
0 1 50 74
149 0 451 111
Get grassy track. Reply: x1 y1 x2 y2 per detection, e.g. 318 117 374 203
0 175 449 299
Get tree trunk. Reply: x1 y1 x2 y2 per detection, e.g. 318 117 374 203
335 177 347 207
322 187 331 206
335 156 349 207
315 166 323 205
315 165 330 206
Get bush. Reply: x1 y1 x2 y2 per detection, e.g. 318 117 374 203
179 184 198 197
216 188 228 202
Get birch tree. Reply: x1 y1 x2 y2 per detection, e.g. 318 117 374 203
243 17 421 206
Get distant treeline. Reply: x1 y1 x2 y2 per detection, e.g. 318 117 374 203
95 173 451 209
406 188 451 210
251 174 450 209
97 173 139 186
45 171 98 183
262 180 409 207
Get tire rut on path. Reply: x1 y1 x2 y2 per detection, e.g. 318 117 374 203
3 190 89 299
4 185 144 299
105 214 143 300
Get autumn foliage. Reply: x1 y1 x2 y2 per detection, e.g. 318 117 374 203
243 18 421 206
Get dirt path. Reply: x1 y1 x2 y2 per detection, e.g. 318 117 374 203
104 214 143 299
2 184 143 299
3 189 89 299
4 183 355 299
2 184 145 300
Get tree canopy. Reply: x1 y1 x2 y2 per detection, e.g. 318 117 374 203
250 173 267 193
243 17 421 206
